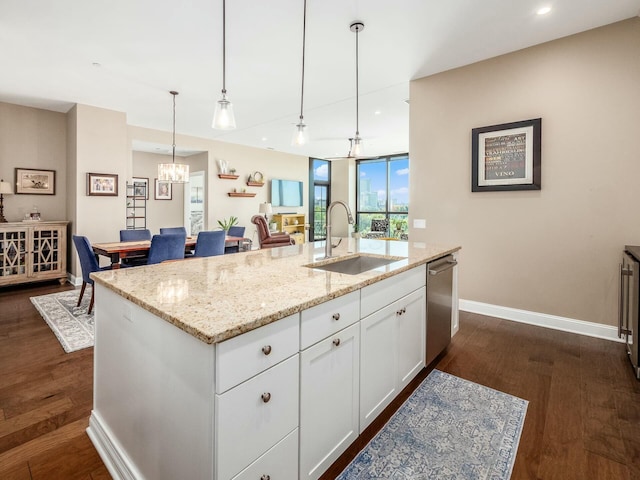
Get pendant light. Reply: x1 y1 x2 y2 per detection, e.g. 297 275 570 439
292 0 309 146
350 22 364 157
158 91 190 183
212 0 236 130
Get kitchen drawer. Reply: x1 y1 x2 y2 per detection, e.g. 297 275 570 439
215 355 299 480
301 290 360 349
360 264 426 318
232 428 298 480
216 313 299 394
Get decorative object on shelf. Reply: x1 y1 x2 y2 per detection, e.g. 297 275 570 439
216 158 229 174
247 171 264 186
471 118 542 192
155 178 172 200
87 173 118 196
350 21 365 157
15 168 55 195
212 0 236 130
217 216 238 232
30 206 41 221
259 202 272 220
158 91 190 184
228 192 256 197
132 177 149 200
292 0 309 146
229 168 237 175
0 179 12 223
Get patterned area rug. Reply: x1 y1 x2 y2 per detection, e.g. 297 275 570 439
30 288 94 353
338 370 528 479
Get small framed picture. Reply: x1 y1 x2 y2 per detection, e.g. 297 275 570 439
471 118 542 192
15 168 56 195
132 177 149 200
87 173 119 196
155 179 172 200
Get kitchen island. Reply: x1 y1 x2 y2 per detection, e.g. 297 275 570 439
88 238 460 480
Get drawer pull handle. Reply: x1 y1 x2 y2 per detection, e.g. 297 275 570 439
333 338 341 347
261 476 271 480
262 345 272 355
332 313 341 321
261 392 271 403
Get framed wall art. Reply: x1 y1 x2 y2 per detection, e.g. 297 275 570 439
132 177 149 200
15 168 56 195
155 179 172 200
87 173 119 196
471 118 541 192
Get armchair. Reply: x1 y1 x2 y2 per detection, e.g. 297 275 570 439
251 215 294 249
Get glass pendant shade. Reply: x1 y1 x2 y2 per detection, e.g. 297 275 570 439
212 94 236 130
291 120 309 146
158 162 190 183
352 134 363 157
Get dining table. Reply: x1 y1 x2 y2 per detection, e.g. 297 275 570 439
92 236 248 268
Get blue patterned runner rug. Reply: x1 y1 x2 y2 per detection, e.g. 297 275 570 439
30 288 94 353
338 370 528 479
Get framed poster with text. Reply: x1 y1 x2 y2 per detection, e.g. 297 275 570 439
471 118 541 192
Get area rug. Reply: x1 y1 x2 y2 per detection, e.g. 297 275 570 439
337 370 528 479
30 288 94 353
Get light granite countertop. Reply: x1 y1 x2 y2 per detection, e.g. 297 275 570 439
91 238 460 344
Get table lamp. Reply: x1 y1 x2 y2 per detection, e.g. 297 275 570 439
0 179 13 223
259 202 272 221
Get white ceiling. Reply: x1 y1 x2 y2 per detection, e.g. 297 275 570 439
1 0 638 159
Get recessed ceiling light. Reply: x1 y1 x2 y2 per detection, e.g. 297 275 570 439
374 110 381 115
537 6 551 15
92 62 101 67
261 137 268 141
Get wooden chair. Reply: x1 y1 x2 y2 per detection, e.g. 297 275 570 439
72 235 112 314
251 215 293 249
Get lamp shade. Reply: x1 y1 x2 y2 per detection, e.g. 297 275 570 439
259 202 272 215
0 181 12 195
212 95 236 130
158 163 190 183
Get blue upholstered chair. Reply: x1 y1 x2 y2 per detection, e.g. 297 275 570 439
120 229 152 242
160 227 187 236
225 226 246 253
147 234 187 265
194 231 226 258
72 235 112 314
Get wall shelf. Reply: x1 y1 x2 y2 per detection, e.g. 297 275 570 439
228 192 256 198
218 174 239 180
246 181 265 187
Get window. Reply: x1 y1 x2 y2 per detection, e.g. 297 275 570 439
309 158 331 241
356 154 408 239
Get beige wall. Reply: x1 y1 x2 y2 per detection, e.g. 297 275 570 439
330 158 356 237
0 102 67 221
410 18 640 327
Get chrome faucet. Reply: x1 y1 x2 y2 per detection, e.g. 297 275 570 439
324 200 355 258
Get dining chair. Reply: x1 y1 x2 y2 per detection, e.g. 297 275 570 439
225 225 246 253
160 227 187 236
194 230 226 257
120 229 152 242
72 235 112 314
147 234 187 265
251 215 293 249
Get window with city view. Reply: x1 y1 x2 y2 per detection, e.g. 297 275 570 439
356 154 409 239
309 158 330 241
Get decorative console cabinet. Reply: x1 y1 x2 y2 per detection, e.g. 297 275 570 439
272 213 306 244
0 221 69 287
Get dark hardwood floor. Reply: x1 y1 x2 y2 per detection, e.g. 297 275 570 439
2 282 639 479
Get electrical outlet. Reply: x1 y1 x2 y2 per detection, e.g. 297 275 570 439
413 219 426 229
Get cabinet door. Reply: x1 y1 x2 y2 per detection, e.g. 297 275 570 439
300 322 360 480
0 227 29 285
32 226 65 277
360 303 397 433
396 287 426 391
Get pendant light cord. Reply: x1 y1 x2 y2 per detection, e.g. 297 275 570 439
355 25 359 135
172 92 176 163
222 0 227 95
299 0 307 121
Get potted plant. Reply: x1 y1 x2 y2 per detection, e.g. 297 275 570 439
217 216 239 232
351 224 361 239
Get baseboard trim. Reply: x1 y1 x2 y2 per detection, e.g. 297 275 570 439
67 273 82 286
459 299 623 343
87 412 139 480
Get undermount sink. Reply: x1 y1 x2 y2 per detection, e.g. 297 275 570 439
305 254 405 275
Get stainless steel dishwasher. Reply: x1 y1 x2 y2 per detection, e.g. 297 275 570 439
426 255 457 366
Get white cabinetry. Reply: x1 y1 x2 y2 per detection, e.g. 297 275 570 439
360 266 426 432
